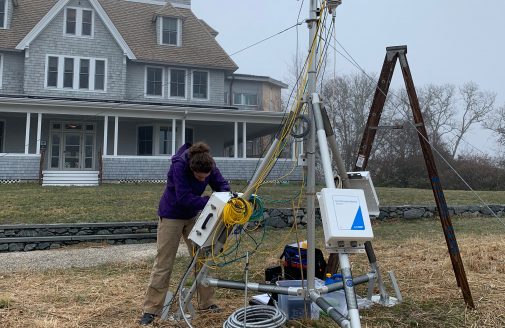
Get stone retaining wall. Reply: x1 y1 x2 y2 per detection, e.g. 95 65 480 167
1 205 504 252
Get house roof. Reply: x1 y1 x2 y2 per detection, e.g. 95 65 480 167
0 0 238 71
199 19 219 37
0 0 57 51
99 0 237 70
229 74 289 89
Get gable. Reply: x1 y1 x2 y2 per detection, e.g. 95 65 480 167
13 0 135 59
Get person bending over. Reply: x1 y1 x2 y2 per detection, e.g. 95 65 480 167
139 142 230 325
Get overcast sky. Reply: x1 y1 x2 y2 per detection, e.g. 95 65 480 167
192 0 505 156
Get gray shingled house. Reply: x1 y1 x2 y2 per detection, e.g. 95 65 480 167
0 0 300 185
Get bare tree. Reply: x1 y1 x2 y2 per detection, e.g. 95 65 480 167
484 103 505 150
450 82 496 158
419 84 457 149
321 72 377 169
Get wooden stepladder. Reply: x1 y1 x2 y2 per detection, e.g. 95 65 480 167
355 45 474 308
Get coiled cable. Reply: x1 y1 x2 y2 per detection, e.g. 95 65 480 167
248 194 265 222
223 305 287 328
222 197 253 227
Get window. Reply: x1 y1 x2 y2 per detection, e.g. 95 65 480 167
192 71 208 99
79 59 90 89
94 60 105 91
146 67 163 97
234 93 258 106
161 17 180 46
46 55 106 91
82 10 93 36
0 0 7 29
47 56 59 87
0 121 4 153
170 69 185 98
65 8 76 34
138 126 153 156
185 128 194 145
63 58 74 88
159 126 172 155
65 7 94 37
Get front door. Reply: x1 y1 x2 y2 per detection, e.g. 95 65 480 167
63 134 81 169
49 122 96 170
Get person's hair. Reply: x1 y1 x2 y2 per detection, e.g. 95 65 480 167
188 142 215 173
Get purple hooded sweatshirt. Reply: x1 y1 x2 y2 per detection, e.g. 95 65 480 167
158 143 230 220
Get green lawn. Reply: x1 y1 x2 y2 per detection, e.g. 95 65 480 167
0 182 504 224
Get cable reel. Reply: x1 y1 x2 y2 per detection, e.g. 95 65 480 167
291 114 310 139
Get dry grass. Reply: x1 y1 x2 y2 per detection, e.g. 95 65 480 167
1 216 504 327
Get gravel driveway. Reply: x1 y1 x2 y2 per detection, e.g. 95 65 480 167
0 243 189 273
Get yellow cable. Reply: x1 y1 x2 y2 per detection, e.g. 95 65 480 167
222 197 253 227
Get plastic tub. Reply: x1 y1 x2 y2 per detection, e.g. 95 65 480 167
276 280 321 320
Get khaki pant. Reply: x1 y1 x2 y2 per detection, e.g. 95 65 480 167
143 217 215 315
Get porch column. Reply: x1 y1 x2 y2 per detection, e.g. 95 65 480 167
24 113 31 154
242 122 247 159
103 115 108 156
171 119 176 155
234 122 238 158
36 113 42 155
114 116 118 156
181 118 186 145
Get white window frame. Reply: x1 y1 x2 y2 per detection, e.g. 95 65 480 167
168 68 187 99
191 70 210 101
0 53 3 89
0 119 5 153
44 54 107 92
144 65 165 98
136 124 154 156
233 92 259 106
64 7 95 38
0 0 8 29
159 16 182 47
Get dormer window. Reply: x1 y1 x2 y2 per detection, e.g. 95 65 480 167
0 0 7 29
160 17 181 46
65 7 94 37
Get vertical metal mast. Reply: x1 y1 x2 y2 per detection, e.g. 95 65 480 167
305 0 318 294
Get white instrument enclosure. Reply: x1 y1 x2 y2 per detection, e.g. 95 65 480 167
188 192 232 247
317 188 374 251
347 171 380 217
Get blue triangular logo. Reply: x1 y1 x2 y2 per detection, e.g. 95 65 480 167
351 206 365 230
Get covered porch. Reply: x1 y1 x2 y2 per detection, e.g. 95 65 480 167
0 96 302 184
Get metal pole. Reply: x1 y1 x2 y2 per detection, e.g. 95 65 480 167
306 0 318 296
312 94 361 328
